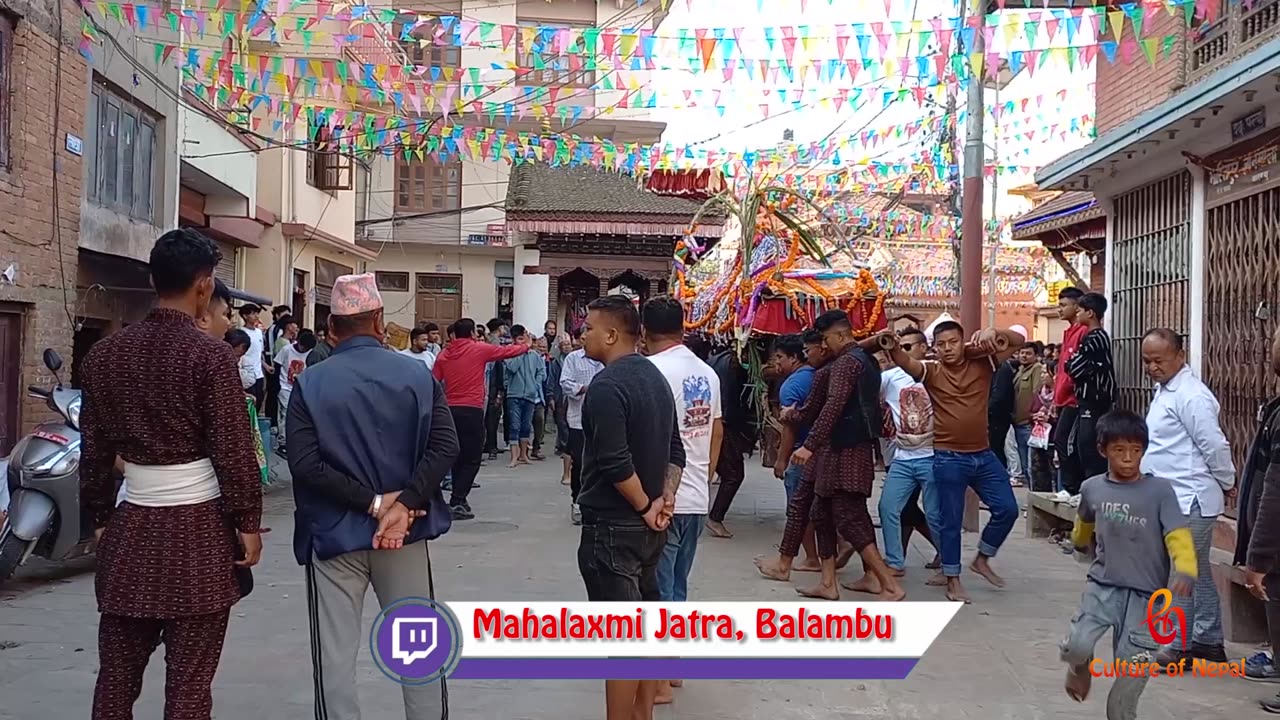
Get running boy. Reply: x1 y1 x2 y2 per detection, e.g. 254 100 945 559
1060 409 1196 719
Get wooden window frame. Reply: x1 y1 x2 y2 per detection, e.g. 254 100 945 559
375 271 411 292
398 18 461 70
516 21 595 89
395 155 461 213
307 118 353 192
89 78 158 222
416 273 462 294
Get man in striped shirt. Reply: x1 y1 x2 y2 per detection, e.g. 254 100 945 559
560 337 604 525
1064 292 1117 483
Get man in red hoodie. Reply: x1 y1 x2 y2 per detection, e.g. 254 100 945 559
1052 287 1089 496
433 317 535 519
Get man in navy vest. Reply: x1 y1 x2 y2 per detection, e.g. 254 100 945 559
286 273 458 720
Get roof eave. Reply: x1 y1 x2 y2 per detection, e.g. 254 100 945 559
1036 34 1280 190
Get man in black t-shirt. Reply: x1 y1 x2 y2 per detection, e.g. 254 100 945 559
577 294 686 720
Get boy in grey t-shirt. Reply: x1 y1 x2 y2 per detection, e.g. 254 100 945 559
1059 410 1198 719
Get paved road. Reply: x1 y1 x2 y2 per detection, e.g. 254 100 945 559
0 452 1267 719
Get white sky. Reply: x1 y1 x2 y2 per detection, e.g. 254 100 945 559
650 0 1099 218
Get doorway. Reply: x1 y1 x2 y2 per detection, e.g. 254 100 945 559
0 310 22 455
292 270 309 325
415 273 463 329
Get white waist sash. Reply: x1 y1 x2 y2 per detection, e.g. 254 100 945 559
118 458 221 508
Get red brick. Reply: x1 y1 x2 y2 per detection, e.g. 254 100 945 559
0 4 87 433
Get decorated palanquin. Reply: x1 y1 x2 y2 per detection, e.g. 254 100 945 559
675 203 888 338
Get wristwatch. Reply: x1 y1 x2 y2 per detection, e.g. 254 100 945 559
371 493 383 516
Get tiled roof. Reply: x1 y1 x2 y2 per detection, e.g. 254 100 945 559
1010 191 1101 237
505 163 724 221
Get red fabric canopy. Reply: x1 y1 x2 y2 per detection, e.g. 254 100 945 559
751 296 887 336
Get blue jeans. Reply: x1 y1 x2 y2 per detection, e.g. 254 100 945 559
1013 424 1032 480
783 464 804 505
932 449 1018 577
505 397 535 442
656 513 705 602
878 456 939 570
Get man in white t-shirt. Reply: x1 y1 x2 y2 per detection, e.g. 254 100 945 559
640 296 722 705
878 326 940 575
400 327 437 370
274 328 316 452
238 304 268 406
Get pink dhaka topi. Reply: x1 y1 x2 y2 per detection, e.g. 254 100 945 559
330 273 384 316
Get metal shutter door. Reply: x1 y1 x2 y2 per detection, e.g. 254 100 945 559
214 241 238 286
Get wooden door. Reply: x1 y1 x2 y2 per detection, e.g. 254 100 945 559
415 293 461 329
0 311 22 455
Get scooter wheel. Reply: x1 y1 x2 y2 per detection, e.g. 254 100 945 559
0 526 33 583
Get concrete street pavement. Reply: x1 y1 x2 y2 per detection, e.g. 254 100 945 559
0 451 1268 719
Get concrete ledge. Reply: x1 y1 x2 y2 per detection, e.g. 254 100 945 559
1210 547 1269 644
1026 491 1076 539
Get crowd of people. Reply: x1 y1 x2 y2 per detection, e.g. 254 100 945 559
62 225 1280 720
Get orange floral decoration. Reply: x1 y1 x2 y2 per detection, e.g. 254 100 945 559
846 269 886 338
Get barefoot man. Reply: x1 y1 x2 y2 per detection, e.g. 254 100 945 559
881 321 1024 603
792 310 904 601
755 330 853 581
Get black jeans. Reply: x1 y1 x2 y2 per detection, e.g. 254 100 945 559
577 522 664 602
449 406 485 506
1073 409 1108 481
988 417 1011 470
1266 572 1280 669
483 399 502 453
568 428 585 502
709 431 750 523
532 404 546 455
1055 406 1082 494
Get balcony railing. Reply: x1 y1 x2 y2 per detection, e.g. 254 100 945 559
1190 0 1280 82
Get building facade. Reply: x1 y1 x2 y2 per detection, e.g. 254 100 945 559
364 0 667 331
0 0 87 449
1037 10 1280 641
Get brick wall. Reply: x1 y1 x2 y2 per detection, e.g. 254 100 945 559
0 0 87 431
1095 10 1188 134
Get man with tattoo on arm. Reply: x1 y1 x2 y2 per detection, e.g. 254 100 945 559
576 295 686 720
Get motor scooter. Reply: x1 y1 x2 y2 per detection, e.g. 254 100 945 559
0 348 91 583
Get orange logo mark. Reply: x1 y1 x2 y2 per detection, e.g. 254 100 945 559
1145 588 1186 649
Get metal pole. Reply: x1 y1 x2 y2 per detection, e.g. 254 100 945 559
960 0 985 335
987 82 1000 327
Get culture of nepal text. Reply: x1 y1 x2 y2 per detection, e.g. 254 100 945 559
472 608 894 641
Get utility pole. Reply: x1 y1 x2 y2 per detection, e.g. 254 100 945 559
960 0 986 335
958 0 986 534
987 82 1000 326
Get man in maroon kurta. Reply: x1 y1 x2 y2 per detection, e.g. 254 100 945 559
81 229 263 720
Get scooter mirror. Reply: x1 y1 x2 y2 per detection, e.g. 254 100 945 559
42 348 63 372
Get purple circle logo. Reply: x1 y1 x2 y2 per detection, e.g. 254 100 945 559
370 597 462 685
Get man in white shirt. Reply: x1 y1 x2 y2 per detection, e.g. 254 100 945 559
400 327 437 370
274 329 316 452
560 333 603 525
1140 328 1236 664
641 296 722 707
238 304 268 406
878 326 941 576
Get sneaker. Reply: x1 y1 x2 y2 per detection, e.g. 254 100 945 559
1067 493 1081 508
450 503 474 521
571 503 582 525
1054 490 1072 502
1152 646 1190 666
1264 693 1280 714
1246 651 1280 682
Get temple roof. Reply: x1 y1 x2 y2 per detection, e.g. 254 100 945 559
505 163 724 226
1010 190 1102 239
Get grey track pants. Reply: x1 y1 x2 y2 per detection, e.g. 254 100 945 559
305 542 448 720
1060 580 1158 720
